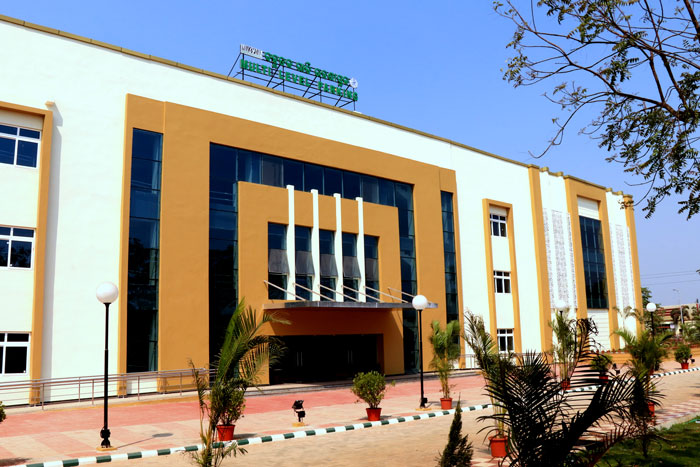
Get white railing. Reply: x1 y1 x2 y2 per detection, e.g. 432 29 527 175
0 367 212 408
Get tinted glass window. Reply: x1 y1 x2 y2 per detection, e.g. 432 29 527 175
378 179 395 206
13 229 33 238
16 141 38 168
130 188 161 219
132 129 162 161
262 155 284 187
5 347 27 373
342 233 356 257
209 210 236 241
0 124 17 135
361 176 379 204
238 150 260 183
283 159 304 189
129 218 159 250
7 333 29 342
131 159 162 191
395 183 413 210
304 164 323 192
10 241 32 268
210 178 236 212
364 236 378 259
268 273 287 299
210 144 237 180
343 172 361 200
0 137 15 164
0 239 8 266
0 227 10 235
268 223 286 250
19 128 40 139
319 230 334 254
295 226 311 251
324 168 342 196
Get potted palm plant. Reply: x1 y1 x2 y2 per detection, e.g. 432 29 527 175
351 371 392 421
675 343 692 369
615 328 670 417
0 401 5 424
550 310 576 390
590 352 613 383
429 320 461 409
463 312 509 458
189 301 288 466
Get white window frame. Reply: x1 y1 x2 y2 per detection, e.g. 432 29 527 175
0 332 31 376
0 123 41 169
494 270 511 294
490 214 507 237
497 328 514 353
0 226 36 269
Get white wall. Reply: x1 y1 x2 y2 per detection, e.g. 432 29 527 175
451 148 542 351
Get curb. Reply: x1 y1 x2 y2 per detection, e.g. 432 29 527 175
12 404 492 467
564 366 700 394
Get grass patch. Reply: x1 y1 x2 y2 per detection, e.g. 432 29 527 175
598 419 700 466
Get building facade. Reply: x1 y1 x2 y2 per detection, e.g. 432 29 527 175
0 16 643 399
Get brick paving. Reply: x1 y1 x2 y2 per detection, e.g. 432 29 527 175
1 363 699 466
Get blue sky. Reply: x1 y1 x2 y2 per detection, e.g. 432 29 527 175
2 0 698 306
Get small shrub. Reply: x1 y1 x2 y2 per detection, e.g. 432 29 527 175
436 401 473 466
351 371 391 409
0 402 5 424
590 353 613 373
675 344 692 364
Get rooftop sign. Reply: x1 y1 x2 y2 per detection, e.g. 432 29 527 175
231 44 358 109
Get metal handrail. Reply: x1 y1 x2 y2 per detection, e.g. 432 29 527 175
318 282 360 302
363 285 404 303
0 367 212 408
263 279 306 301
387 286 412 302
292 281 334 301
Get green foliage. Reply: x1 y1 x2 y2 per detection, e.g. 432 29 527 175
430 320 462 399
189 301 288 467
681 321 700 344
615 329 671 373
641 287 653 308
495 0 700 218
436 401 473 467
550 309 578 382
475 318 646 465
590 353 613 373
351 371 391 409
0 401 5 424
675 343 692 364
600 419 700 466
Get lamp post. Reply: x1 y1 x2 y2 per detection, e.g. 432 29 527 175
554 299 567 319
412 294 429 409
646 302 657 336
673 288 683 326
96 282 118 450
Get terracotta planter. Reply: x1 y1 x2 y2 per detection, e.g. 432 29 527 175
599 374 609 384
216 424 235 441
489 435 508 458
440 398 453 410
366 407 382 421
647 402 655 417
561 380 571 390
681 362 689 370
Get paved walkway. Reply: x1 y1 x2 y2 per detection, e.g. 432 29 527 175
1 363 699 466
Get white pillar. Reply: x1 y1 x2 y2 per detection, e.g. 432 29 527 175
334 193 344 302
311 189 321 301
286 185 296 300
356 197 366 302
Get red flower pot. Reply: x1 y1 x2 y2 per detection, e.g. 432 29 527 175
647 402 655 417
489 435 508 458
216 424 235 441
599 374 609 384
366 407 382 421
561 380 571 390
681 362 689 370
440 398 453 410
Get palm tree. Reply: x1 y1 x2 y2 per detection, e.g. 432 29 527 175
550 309 577 385
190 301 289 467
429 320 461 400
475 318 644 466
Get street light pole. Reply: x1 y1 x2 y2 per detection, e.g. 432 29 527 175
96 282 119 451
412 295 429 409
646 302 657 337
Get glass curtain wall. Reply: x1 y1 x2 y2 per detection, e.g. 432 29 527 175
209 143 417 369
579 217 608 309
127 129 162 372
441 192 459 323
